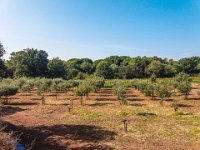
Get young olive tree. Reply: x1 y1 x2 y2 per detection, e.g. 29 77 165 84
50 78 64 100
19 80 34 97
74 79 93 105
175 73 192 100
155 81 172 106
135 80 155 100
35 79 51 104
0 84 18 104
113 80 127 105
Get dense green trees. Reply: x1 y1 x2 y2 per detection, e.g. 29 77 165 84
8 49 49 78
0 42 6 78
0 41 200 79
48 58 66 78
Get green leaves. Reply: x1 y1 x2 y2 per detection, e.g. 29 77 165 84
113 80 127 105
174 73 192 99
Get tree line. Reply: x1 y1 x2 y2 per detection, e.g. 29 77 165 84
1 42 200 79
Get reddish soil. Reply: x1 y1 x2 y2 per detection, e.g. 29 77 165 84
1 85 200 150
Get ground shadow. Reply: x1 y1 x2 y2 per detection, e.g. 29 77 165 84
129 103 146 107
127 98 145 101
177 104 194 107
1 106 27 116
3 121 116 150
165 98 174 102
95 98 116 101
8 102 38 106
96 94 114 97
87 102 112 107
187 97 200 101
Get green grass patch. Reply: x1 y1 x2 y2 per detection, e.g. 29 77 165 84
73 108 101 122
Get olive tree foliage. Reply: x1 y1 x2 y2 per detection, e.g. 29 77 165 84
50 78 65 100
35 79 51 104
113 80 127 105
19 79 34 98
74 81 91 105
155 81 173 106
174 72 192 99
0 84 18 104
74 76 103 105
132 80 155 100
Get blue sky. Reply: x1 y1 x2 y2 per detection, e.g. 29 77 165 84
1 0 200 60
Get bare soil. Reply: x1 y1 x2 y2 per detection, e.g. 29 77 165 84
1 85 200 150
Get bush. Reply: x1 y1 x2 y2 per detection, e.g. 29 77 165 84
35 79 51 104
0 84 18 104
155 81 173 106
174 73 192 99
113 80 127 105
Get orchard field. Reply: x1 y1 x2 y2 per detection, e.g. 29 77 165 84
1 74 200 150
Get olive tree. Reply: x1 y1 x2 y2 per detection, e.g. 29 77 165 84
175 73 192 99
113 80 127 105
0 84 18 104
74 79 93 105
155 81 172 106
19 80 34 98
50 78 64 100
35 79 51 104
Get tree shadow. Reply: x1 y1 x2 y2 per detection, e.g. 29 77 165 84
1 106 27 116
3 122 116 150
165 98 174 102
87 102 112 107
8 102 38 106
129 103 146 107
187 97 200 101
95 98 116 101
98 94 114 97
177 104 194 107
127 98 145 101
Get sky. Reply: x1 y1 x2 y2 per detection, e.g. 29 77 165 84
1 0 200 60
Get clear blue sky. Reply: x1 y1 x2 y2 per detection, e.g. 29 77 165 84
1 0 200 60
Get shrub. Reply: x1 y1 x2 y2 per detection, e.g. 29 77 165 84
50 78 64 100
174 73 192 99
155 81 172 106
35 79 51 104
175 73 191 99
113 80 127 105
0 84 18 104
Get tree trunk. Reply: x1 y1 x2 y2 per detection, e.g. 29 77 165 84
80 96 84 106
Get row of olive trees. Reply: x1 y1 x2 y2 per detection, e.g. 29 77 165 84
132 72 192 107
0 77 82 105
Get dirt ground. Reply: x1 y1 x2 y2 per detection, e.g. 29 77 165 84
1 85 200 150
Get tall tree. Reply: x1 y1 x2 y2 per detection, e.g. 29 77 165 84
10 49 48 78
0 42 6 78
48 57 66 78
